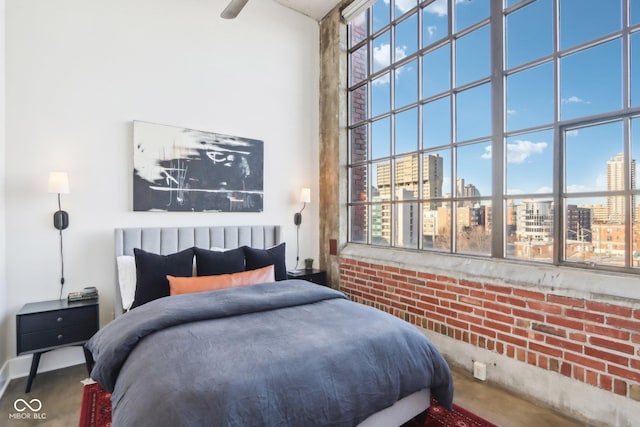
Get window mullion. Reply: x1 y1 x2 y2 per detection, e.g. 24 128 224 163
491 0 505 258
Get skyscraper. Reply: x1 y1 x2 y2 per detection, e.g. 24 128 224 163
607 153 636 223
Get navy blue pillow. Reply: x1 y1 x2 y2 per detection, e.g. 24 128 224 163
194 247 246 276
243 243 286 281
131 247 194 309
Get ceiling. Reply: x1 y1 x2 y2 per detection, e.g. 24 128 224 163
273 0 344 21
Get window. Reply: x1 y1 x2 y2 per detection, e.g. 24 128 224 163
347 0 640 271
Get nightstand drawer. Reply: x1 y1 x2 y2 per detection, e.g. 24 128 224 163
19 306 96 333
19 324 96 353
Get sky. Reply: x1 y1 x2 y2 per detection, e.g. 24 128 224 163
360 0 638 202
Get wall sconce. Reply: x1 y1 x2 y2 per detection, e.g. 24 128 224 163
293 188 311 271
48 172 70 298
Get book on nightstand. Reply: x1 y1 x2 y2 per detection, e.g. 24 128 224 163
68 287 99 302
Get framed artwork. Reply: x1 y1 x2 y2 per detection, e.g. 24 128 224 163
133 121 264 212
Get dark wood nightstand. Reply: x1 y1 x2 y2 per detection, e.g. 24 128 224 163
287 269 328 286
16 298 99 393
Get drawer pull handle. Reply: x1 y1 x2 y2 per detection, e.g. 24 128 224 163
57 334 63 340
57 317 63 322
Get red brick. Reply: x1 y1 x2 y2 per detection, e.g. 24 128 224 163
547 294 585 308
516 348 526 362
427 281 446 291
606 317 640 332
613 379 627 396
585 347 629 367
586 301 633 317
527 301 563 315
417 271 436 280
586 324 630 341
565 308 605 323
496 295 527 308
547 315 584 331
459 296 483 306
484 319 512 334
632 333 640 344
532 323 566 337
560 362 572 377
600 374 613 391
469 290 497 301
485 284 512 294
529 342 564 358
506 345 515 358
446 284 470 296
549 358 560 372
399 268 417 277
435 306 457 318
545 336 583 354
383 265 400 273
484 301 512 315
513 289 545 300
497 333 527 348
447 318 469 330
470 324 497 338
435 275 458 284
563 352 606 371
458 313 483 325
573 365 585 382
589 336 635 355
539 354 548 369
527 351 537 366
516 319 531 328
569 332 587 343
607 365 640 382
459 279 483 289
486 311 515 324
586 370 599 386
513 308 545 322
634 309 640 320
450 302 474 313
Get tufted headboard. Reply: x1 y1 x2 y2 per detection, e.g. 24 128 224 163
113 225 282 316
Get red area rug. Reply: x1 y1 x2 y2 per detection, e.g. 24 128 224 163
78 382 111 427
79 383 494 427
405 397 498 427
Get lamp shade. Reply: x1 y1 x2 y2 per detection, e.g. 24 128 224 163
48 172 70 194
300 187 311 204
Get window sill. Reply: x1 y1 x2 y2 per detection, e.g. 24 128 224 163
341 244 640 304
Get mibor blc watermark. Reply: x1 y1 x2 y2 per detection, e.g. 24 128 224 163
9 398 46 420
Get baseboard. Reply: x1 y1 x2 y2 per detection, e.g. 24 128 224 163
0 346 85 401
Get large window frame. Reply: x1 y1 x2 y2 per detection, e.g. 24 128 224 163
346 0 640 273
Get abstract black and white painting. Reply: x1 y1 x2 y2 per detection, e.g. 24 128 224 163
133 121 264 212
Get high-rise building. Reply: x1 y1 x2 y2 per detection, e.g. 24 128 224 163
376 154 443 209
606 153 636 223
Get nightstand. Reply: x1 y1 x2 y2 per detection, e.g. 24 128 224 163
287 269 328 286
16 298 99 393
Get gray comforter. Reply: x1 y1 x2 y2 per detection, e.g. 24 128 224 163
86 280 453 427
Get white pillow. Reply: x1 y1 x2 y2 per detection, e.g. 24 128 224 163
116 255 136 311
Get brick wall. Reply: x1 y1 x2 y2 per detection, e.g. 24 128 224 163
339 257 640 402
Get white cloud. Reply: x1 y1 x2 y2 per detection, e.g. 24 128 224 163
507 139 548 164
425 0 447 16
507 109 517 116
561 96 589 105
566 183 593 193
536 186 553 194
426 25 438 39
481 140 548 164
566 129 579 137
384 0 416 14
372 43 407 86
481 145 492 160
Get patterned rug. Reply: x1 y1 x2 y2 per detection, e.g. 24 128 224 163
78 383 495 427
404 397 498 427
78 382 111 427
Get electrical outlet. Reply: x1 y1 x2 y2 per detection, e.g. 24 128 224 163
473 361 487 381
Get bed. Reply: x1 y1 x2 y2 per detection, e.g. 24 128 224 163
86 226 453 427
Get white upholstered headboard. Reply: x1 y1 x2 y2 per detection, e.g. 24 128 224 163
113 225 282 316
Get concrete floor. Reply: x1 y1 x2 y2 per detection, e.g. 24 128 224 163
0 363 586 426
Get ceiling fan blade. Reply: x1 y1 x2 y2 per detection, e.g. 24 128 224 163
220 0 249 19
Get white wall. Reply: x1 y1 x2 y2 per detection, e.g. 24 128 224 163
4 0 320 363
0 0 7 375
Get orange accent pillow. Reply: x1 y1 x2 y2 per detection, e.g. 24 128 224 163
167 265 275 296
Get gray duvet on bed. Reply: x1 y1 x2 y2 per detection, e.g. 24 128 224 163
86 280 453 427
